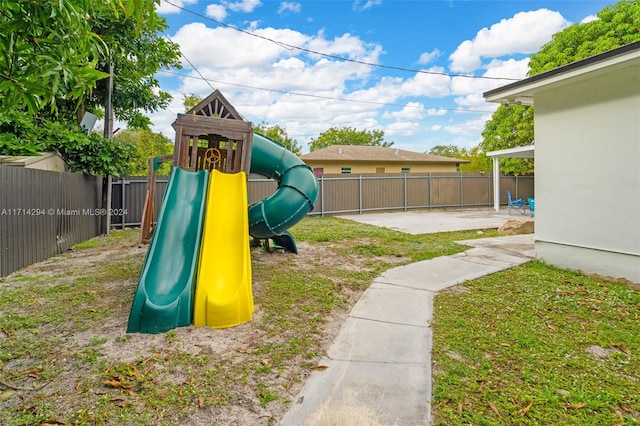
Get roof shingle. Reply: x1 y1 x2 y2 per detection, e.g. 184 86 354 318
300 145 467 163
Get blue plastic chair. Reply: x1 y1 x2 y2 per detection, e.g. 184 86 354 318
528 198 535 217
506 190 527 215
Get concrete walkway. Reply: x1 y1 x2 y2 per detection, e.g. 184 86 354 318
281 212 534 426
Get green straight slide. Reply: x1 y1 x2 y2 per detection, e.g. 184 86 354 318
127 168 208 334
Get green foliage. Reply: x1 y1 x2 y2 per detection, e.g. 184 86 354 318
0 0 177 127
480 105 534 175
308 126 393 152
0 110 135 176
115 129 174 175
51 128 135 177
182 93 203 112
254 121 302 155
528 0 640 75
0 110 42 155
85 1 181 129
428 145 490 172
0 0 107 114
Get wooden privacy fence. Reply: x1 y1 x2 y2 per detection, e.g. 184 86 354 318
110 172 534 227
1 170 533 276
0 167 103 277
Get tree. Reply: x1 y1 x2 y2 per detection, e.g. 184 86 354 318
74 1 181 129
0 1 106 114
254 122 302 155
182 93 203 112
0 0 160 116
309 127 393 152
428 144 492 173
428 144 468 158
480 0 640 174
528 0 640 75
480 105 534 175
115 129 174 175
0 109 135 176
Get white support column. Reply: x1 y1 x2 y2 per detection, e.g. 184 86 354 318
493 156 500 212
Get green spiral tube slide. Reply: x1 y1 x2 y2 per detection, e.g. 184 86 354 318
248 133 319 245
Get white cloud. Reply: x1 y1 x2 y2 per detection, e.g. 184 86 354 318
156 0 198 14
581 15 599 24
206 4 227 20
382 102 426 120
278 2 301 14
352 0 382 12
384 121 420 137
399 69 451 98
417 49 442 65
225 0 261 13
449 9 570 72
426 108 447 116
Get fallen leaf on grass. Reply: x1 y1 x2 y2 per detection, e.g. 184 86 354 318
434 398 450 408
0 391 16 402
103 376 134 389
488 400 500 416
207 396 222 404
610 342 631 355
21 368 43 379
235 347 250 354
39 420 65 426
520 402 533 415
110 397 132 408
499 343 510 347
286 374 295 390
563 403 586 409
547 323 557 331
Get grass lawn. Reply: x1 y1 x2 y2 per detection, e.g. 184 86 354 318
0 215 637 424
432 261 639 425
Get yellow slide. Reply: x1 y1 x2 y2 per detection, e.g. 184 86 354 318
194 170 253 328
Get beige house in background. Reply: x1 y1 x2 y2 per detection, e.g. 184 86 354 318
300 145 468 175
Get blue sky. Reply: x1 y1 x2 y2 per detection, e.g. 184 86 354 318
150 0 613 153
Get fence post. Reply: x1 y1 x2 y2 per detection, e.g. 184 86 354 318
403 173 408 211
428 174 432 210
320 175 325 216
358 175 363 214
120 178 127 229
459 172 464 208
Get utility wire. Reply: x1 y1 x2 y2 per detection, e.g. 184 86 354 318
158 69 497 114
163 31 217 93
161 0 521 82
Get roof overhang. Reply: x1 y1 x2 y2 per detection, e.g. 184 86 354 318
487 145 534 159
484 41 640 106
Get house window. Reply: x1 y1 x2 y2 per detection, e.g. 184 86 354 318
313 167 324 176
341 167 352 174
401 167 411 173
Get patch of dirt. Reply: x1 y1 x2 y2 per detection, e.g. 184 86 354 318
0 231 383 425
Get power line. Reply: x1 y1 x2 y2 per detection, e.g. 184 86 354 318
161 0 520 82
158 69 497 114
163 32 217 93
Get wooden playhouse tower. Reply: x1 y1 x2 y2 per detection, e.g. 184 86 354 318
140 90 253 242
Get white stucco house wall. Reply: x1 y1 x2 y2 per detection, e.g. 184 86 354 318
484 41 640 284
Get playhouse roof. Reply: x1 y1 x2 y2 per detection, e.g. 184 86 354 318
184 89 245 120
